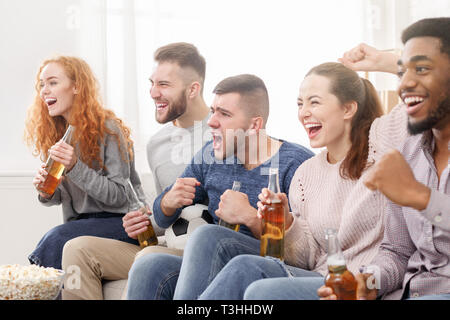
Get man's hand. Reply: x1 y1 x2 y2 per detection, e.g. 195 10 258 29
339 43 399 74
355 273 378 300
160 178 201 216
364 149 431 210
317 285 337 300
215 189 251 224
122 209 150 239
317 274 378 300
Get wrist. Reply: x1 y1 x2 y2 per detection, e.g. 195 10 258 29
39 192 52 200
242 206 257 227
160 193 177 216
411 184 431 211
243 207 262 237
65 159 77 173
378 51 400 74
285 213 294 230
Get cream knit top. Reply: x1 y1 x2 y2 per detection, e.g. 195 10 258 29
284 104 408 276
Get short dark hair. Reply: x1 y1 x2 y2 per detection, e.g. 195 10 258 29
401 17 450 58
213 74 270 125
154 42 206 85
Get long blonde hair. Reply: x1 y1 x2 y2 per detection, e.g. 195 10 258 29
24 56 133 169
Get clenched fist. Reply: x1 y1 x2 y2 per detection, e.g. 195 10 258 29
364 149 431 210
161 177 201 216
339 43 399 74
215 189 250 225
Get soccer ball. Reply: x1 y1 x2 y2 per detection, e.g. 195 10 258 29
164 204 213 250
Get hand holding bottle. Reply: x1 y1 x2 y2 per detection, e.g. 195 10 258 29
122 208 151 239
35 125 74 197
259 168 286 260
48 140 77 172
257 188 293 230
33 163 51 198
218 181 244 231
317 273 378 300
126 179 158 248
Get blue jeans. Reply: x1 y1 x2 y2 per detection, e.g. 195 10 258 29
408 294 450 300
29 213 138 269
127 253 182 300
244 277 450 300
199 254 322 300
126 224 260 300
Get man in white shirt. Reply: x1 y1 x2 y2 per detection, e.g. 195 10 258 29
61 42 211 300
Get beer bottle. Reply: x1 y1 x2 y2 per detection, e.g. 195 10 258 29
324 228 357 300
36 125 74 197
127 179 158 248
260 167 284 260
218 181 241 232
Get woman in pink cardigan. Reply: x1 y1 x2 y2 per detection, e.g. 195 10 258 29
198 61 408 300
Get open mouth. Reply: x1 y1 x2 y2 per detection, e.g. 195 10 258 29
156 102 168 112
304 123 322 139
212 132 223 150
403 95 425 115
45 98 57 106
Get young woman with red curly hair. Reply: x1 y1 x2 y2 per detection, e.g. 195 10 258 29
25 56 145 269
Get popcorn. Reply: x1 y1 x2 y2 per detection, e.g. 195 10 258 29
0 264 64 300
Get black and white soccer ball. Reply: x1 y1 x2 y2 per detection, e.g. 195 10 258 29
164 204 213 250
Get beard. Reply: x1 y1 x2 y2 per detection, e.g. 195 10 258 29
155 91 188 124
407 95 450 135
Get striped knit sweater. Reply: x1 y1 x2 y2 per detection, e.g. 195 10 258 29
284 104 408 276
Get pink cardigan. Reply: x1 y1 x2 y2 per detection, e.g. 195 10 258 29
284 104 408 276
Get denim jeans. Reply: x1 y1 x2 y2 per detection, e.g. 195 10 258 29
126 253 182 300
408 294 450 300
199 254 322 300
244 276 450 300
126 224 260 300
28 213 138 269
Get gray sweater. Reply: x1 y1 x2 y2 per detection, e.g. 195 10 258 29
39 120 146 223
146 116 211 195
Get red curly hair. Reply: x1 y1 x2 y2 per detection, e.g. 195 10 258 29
24 56 133 169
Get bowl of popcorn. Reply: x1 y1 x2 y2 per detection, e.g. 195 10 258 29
0 264 65 300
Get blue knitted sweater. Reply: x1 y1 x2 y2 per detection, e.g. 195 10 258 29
153 140 313 237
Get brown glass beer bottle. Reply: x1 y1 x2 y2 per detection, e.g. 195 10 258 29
36 125 74 197
218 181 241 232
127 179 158 248
324 228 357 300
260 167 285 260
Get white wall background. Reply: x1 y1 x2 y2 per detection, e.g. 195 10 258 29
0 0 449 265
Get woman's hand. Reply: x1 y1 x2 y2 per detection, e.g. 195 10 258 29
49 140 77 172
257 188 294 230
33 163 51 198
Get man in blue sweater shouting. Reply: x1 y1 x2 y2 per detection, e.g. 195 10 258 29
126 74 313 299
